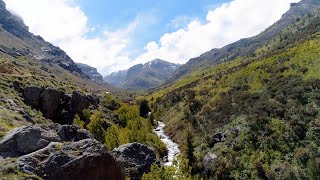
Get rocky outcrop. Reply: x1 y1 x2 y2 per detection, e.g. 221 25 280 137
0 124 125 180
23 86 42 109
40 88 66 119
23 86 99 124
18 139 125 180
112 143 156 180
0 125 60 155
0 124 92 156
76 63 104 82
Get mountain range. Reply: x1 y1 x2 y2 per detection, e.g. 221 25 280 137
0 0 320 179
104 59 181 90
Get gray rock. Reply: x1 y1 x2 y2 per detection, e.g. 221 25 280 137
113 143 156 180
56 125 93 142
69 91 90 113
23 86 42 109
0 125 60 155
40 88 65 119
0 124 93 156
18 139 126 180
202 153 218 175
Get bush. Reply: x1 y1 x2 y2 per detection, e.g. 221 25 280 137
87 111 106 143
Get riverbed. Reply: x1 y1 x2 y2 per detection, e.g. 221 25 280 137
154 121 180 166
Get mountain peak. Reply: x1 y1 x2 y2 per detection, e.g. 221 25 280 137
104 59 181 90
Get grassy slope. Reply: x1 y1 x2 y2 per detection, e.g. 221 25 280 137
148 10 320 179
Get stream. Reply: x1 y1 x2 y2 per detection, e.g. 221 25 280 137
154 121 180 166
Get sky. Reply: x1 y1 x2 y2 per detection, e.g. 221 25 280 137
4 0 300 76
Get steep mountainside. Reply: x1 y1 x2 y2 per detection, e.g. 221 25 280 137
104 59 181 90
172 0 320 81
76 63 104 82
147 2 320 179
0 1 88 77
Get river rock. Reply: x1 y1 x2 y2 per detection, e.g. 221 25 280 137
112 143 156 180
18 139 125 180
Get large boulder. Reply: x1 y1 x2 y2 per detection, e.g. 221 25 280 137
0 124 92 156
68 91 90 113
112 143 156 180
40 88 65 119
56 125 93 141
0 125 60 155
18 139 126 180
23 86 42 109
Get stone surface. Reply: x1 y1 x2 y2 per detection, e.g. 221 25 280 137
40 88 65 119
202 153 218 175
69 91 90 113
23 86 42 109
23 86 100 124
56 125 93 142
0 125 60 155
0 124 92 156
18 139 126 180
113 143 156 180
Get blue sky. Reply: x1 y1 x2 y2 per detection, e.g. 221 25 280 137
5 0 299 75
78 0 227 57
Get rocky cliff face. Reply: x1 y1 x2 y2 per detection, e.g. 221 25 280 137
76 63 104 82
104 59 181 90
23 86 99 124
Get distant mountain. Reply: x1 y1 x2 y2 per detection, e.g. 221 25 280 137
76 63 103 82
172 0 320 81
104 59 181 90
103 70 127 87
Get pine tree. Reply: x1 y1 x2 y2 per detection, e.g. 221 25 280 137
139 99 151 118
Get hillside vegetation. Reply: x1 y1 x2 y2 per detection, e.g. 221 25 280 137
146 8 320 179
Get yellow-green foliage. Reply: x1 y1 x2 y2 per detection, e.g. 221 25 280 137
72 114 85 129
142 155 196 180
149 36 320 179
87 111 107 143
105 104 166 156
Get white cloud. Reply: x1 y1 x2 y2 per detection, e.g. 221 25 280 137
4 0 300 75
4 0 134 75
134 0 300 65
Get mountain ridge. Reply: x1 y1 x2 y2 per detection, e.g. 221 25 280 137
171 0 320 82
104 59 181 90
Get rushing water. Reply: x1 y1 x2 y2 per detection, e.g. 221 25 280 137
154 121 180 166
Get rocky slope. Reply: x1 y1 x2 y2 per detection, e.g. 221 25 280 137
76 63 104 82
104 59 181 90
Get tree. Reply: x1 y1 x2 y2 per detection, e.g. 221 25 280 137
105 124 120 150
181 125 196 169
139 99 151 118
87 111 106 143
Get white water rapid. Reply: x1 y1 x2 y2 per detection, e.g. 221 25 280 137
154 121 180 166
